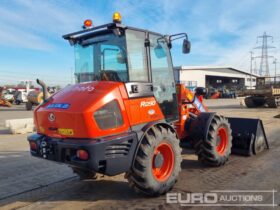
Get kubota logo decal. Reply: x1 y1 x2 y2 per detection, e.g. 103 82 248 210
48 113 56 122
140 100 156 107
72 85 95 92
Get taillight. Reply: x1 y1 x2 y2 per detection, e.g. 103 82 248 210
30 141 37 151
77 149 89 160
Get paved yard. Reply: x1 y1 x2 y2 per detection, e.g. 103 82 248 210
0 99 279 209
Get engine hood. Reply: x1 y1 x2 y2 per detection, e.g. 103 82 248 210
34 81 130 138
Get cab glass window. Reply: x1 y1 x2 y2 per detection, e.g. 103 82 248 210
149 34 178 122
126 30 149 82
74 33 128 83
94 100 123 130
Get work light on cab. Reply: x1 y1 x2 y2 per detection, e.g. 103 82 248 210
113 12 121 23
83 19 93 29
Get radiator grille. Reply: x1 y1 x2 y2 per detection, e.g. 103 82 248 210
105 139 133 158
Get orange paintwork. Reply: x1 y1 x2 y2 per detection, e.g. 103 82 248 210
210 92 220 99
34 82 207 141
152 142 174 182
34 81 165 139
174 84 208 139
174 84 190 139
123 97 164 126
35 81 131 139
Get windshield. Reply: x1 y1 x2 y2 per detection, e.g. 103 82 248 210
74 33 128 83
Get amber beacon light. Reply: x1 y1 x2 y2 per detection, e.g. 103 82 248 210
83 19 93 28
113 12 122 23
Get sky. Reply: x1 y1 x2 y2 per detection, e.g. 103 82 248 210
0 0 280 86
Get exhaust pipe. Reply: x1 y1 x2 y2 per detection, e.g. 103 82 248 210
36 79 48 102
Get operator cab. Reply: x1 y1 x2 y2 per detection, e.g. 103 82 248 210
63 12 190 122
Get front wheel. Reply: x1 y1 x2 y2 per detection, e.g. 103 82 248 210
127 125 182 196
15 100 21 105
266 97 277 108
26 101 33 110
195 115 232 167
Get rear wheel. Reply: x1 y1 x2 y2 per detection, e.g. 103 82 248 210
266 97 277 108
253 97 266 107
195 115 232 167
15 100 21 105
127 125 182 196
244 97 256 108
245 96 265 108
26 101 33 110
71 167 97 180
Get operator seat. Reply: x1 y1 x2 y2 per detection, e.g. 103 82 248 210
100 70 122 82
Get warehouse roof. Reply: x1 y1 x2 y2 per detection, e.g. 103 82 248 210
174 66 259 77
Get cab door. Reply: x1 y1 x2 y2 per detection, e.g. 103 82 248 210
149 34 179 122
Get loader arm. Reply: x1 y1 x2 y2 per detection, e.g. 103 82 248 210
175 84 269 156
175 84 208 139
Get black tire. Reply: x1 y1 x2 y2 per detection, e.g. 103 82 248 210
127 125 182 196
71 167 97 180
195 115 232 167
15 100 21 105
244 97 256 108
26 101 33 110
253 98 266 107
266 97 277 108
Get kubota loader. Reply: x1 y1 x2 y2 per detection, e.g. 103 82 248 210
28 13 268 196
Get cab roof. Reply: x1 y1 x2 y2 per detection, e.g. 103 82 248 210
63 22 163 44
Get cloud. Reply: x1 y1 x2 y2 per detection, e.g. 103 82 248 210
0 22 54 50
0 0 105 51
0 0 279 79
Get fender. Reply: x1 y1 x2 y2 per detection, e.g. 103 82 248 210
131 121 179 167
186 112 216 142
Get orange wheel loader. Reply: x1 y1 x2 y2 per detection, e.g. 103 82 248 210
28 13 269 196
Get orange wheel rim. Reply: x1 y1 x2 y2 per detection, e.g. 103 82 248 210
216 127 228 155
152 142 174 182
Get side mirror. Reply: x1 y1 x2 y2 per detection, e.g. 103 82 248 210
182 39 191 54
154 44 166 58
195 87 207 96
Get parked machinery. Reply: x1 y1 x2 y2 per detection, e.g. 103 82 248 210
2 89 15 103
0 87 12 107
26 91 44 110
243 76 280 108
14 90 28 105
27 13 269 196
26 82 55 110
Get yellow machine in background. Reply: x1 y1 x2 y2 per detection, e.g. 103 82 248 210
26 80 55 110
0 87 12 107
26 91 44 110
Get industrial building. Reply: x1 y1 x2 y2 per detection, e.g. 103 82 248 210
174 66 258 91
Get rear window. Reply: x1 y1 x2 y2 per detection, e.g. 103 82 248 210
94 100 123 130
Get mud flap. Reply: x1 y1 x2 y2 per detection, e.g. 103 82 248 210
227 118 269 156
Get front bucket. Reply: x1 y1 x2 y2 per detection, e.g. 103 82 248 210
227 118 269 156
